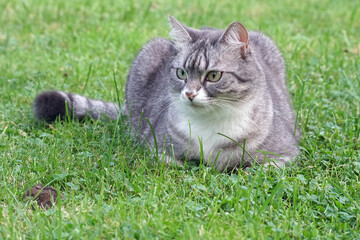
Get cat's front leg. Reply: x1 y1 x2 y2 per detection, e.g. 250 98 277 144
201 149 244 172
263 156 297 169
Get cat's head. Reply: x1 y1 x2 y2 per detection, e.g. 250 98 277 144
168 16 264 114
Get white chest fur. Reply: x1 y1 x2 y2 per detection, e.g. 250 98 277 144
176 101 256 156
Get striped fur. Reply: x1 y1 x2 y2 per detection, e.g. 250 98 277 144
33 16 300 171
34 91 119 121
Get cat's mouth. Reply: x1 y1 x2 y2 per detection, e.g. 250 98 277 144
188 101 204 108
183 98 210 109
180 91 210 108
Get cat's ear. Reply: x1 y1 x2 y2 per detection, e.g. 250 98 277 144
168 16 192 49
219 22 249 57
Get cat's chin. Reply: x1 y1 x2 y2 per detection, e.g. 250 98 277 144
180 97 205 107
185 101 206 108
179 100 213 115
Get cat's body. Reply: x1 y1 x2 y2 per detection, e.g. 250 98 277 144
34 17 300 171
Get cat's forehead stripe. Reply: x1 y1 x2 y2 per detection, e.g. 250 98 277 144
183 45 209 71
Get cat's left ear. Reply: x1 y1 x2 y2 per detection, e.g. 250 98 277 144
168 16 192 50
219 22 249 58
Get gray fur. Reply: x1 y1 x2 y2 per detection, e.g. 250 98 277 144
34 17 300 171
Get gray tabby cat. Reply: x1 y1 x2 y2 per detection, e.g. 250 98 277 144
34 16 300 171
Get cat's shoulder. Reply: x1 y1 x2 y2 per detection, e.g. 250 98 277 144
130 38 176 73
249 31 281 52
138 38 175 58
128 38 175 84
249 31 284 66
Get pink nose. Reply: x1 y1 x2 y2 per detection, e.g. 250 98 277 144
185 91 198 101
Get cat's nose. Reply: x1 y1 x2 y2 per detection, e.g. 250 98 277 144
185 91 198 101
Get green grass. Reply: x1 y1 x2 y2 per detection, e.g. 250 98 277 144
1 0 360 239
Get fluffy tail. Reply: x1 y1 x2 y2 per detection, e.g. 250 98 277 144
33 91 120 122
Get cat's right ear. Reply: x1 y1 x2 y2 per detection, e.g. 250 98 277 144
168 16 192 50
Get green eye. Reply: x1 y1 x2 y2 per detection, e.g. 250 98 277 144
176 68 187 80
206 71 222 82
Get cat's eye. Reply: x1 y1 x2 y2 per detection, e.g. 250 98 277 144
206 71 222 82
176 68 188 80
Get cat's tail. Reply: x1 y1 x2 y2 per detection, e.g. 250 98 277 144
33 91 120 122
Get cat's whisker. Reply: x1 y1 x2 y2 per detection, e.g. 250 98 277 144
212 101 236 113
204 103 221 121
157 99 181 116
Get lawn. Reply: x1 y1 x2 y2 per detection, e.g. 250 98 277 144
1 0 359 239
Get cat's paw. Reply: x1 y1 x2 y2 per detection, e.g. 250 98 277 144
263 156 291 169
161 155 185 167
